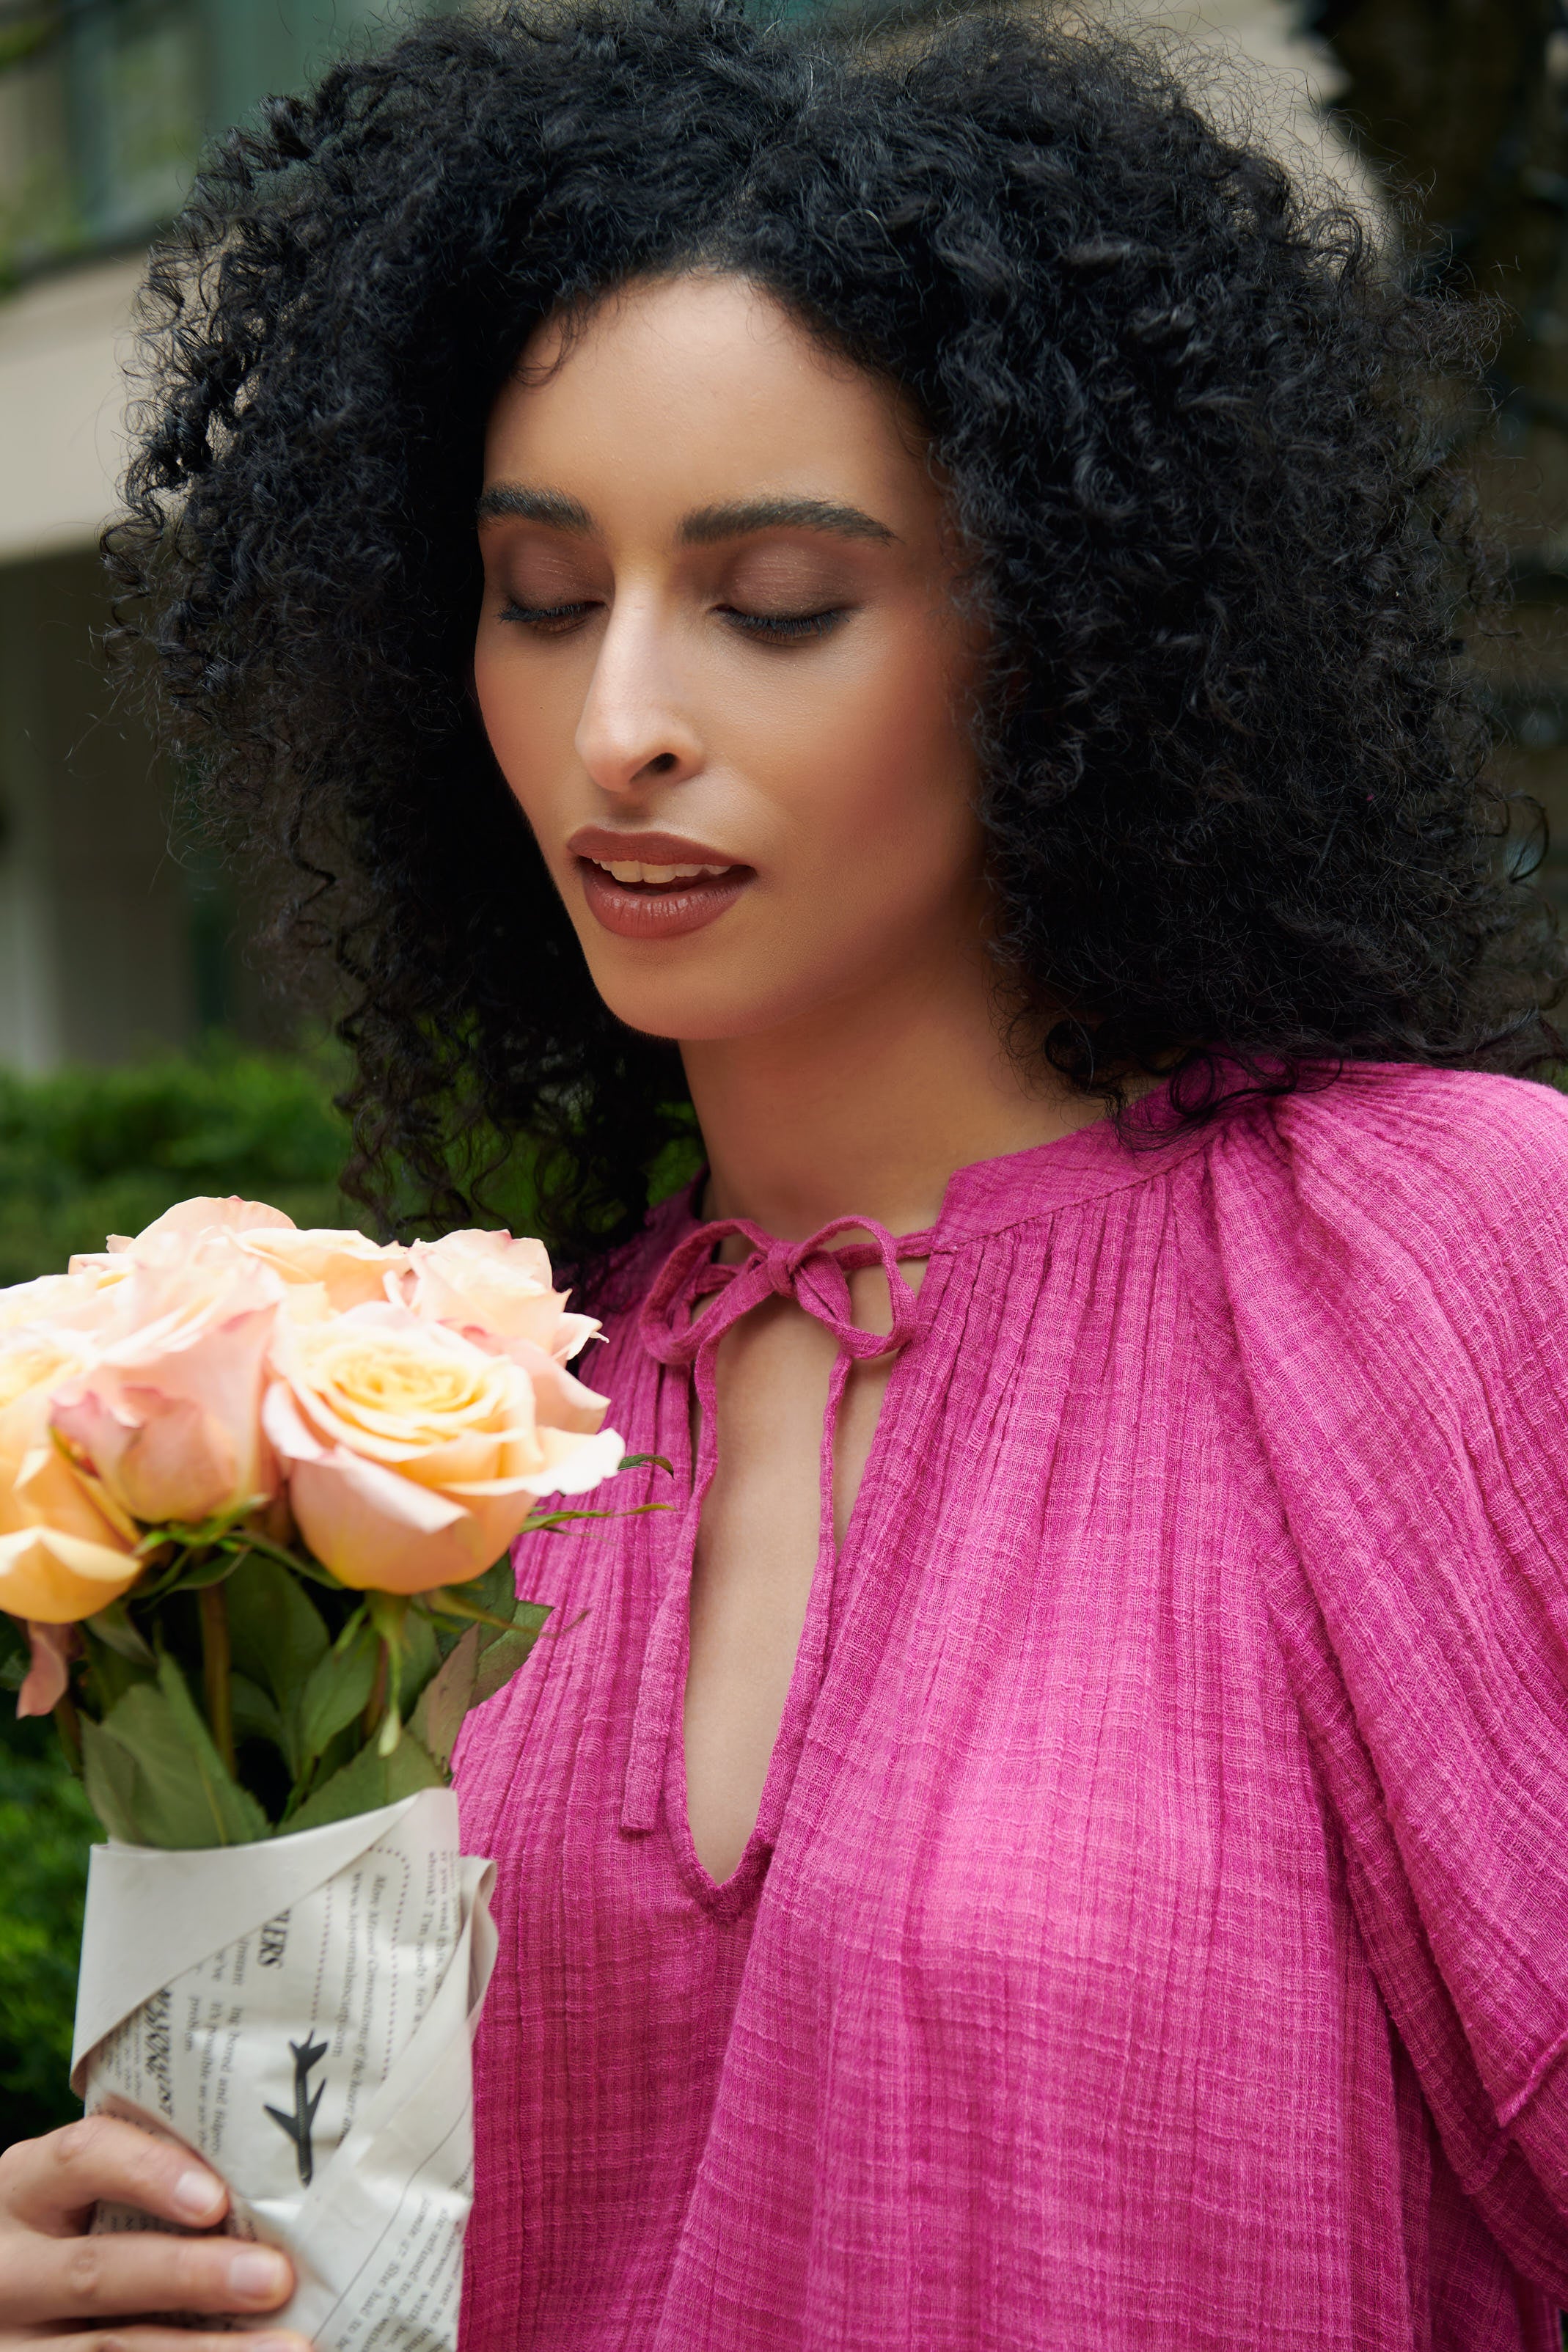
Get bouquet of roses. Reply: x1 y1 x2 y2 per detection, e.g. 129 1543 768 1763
0 1196 645 2350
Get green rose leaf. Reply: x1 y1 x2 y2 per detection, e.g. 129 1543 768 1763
78 1622 158 1715
78 1717 148 1844
226 1556 330 1777
409 1626 481 1776
296 1615 379 1767
84 1599 155 1666
81 1661 269 1848
473 1602 552 1710
230 1673 285 1751
286 1726 445 1834
398 1608 442 1715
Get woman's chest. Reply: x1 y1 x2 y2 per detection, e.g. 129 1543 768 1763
455 1257 1336 2010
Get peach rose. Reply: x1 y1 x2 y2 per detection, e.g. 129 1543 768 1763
399 1229 598 1364
0 1261 130 1336
73 1197 407 1320
49 1228 284 1529
0 1325 140 1623
263 1301 623 1593
236 1226 409 1314
67 1193 298 1277
397 1228 610 1438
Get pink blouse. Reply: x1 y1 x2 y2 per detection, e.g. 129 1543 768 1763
454 1064 1568 2350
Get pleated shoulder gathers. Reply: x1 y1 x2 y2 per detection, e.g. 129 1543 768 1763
453 1065 1568 2351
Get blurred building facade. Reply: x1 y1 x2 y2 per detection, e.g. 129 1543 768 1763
0 0 432 1069
0 0 1564 1069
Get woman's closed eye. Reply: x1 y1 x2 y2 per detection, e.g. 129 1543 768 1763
499 598 601 633
718 604 849 643
498 597 851 643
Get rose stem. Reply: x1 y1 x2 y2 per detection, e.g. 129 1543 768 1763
52 1691 83 1778
362 1641 389 1743
199 1584 236 1776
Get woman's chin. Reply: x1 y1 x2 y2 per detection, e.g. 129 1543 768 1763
586 962 832 1050
594 987 785 1047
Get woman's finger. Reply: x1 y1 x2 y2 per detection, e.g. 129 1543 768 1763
0 2334 312 2352
0 2118 227 2235
0 2230 294 2330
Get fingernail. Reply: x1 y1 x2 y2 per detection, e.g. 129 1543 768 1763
172 2165 224 2220
228 2249 290 2301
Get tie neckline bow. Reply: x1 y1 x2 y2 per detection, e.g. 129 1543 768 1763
639 1213 931 1369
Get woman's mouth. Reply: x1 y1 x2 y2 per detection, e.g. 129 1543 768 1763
572 840 754 941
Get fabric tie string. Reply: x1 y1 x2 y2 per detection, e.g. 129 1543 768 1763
638 1214 928 1369
621 1211 931 1842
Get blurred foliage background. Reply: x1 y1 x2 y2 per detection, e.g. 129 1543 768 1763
1309 0 1568 904
10 0 1568 2154
0 1040 351 1286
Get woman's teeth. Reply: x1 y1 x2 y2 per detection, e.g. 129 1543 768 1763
590 858 733 885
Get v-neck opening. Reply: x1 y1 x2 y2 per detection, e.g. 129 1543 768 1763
620 1222 931 1913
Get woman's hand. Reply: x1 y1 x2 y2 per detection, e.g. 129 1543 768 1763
0 2116 307 2348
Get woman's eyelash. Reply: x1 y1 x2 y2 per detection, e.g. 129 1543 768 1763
497 599 848 642
500 599 596 631
722 607 847 642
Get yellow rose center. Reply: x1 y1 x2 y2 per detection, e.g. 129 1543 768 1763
311 1333 504 1443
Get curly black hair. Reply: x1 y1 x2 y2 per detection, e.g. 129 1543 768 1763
109 0 1561 1282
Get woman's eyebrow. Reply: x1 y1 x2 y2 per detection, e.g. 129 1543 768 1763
477 483 594 530
475 485 898 544
680 496 897 546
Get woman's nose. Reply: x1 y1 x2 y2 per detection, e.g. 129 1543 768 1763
574 604 703 797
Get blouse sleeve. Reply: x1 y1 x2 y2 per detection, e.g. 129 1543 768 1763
1208 1070 1568 2298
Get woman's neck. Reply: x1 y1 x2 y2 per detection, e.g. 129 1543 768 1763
682 956 1101 1242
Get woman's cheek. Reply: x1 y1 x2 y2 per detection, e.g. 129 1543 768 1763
778 629 975 862
475 651 575 838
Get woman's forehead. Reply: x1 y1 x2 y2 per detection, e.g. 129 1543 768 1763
483 274 939 541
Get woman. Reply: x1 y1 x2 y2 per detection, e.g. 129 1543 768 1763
4 2 1568 2345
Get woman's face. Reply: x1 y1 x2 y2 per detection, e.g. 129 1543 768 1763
475 272 986 1047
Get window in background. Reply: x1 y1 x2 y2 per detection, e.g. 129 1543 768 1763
0 0 441 285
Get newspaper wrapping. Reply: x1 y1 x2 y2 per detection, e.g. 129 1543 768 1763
69 1787 498 2351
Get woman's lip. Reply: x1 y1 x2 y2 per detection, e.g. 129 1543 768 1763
577 857 752 942
567 827 741 868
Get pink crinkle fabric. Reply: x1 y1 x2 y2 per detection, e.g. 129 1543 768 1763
454 1064 1568 2349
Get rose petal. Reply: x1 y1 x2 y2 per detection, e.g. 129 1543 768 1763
13 1440 138 1550
402 1231 597 1360
17 1619 76 1717
131 1197 298 1244
514 1424 628 1498
262 1377 331 1466
486 1336 610 1435
443 1425 628 1505
80 1299 279 1512
0 1524 143 1622
51 1385 238 1526
0 1336 89 1507
285 1444 478 1593
271 1305 530 1466
238 1228 408 1311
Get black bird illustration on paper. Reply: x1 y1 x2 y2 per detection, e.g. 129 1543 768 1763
265 2033 329 2185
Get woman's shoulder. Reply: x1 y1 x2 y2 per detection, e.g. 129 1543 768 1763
1189 1064 1568 1492
1269 1058 1568 1184
1225 1075 1568 2279
1214 1063 1568 1313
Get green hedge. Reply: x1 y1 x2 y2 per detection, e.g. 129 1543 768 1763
0 1041 353 2147
0 1712 96 2142
0 1039 353 1288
